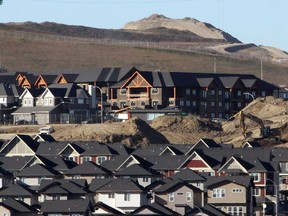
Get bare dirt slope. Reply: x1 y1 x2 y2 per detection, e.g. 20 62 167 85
0 97 288 147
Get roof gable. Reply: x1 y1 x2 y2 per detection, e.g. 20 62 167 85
121 71 152 88
218 156 249 173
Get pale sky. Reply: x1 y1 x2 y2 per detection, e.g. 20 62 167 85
0 0 287 51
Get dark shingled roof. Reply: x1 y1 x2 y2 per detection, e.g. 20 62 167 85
0 197 37 213
40 199 92 213
97 178 144 192
15 163 62 177
115 164 162 177
64 161 112 176
94 201 125 215
130 202 181 215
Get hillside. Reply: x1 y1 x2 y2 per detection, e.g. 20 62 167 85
0 14 288 84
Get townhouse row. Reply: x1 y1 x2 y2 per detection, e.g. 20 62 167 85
0 134 287 215
0 66 280 124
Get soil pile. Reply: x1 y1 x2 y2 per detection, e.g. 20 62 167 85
151 115 222 144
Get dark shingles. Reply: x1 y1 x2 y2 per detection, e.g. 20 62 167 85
0 183 38 197
40 199 92 213
97 178 144 192
0 156 34 173
64 161 112 176
0 197 37 213
115 164 162 177
170 168 206 182
94 201 125 215
15 163 62 177
89 179 113 192
131 202 181 215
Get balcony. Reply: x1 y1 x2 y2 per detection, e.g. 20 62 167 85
127 93 149 99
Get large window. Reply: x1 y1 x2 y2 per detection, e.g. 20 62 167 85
212 188 225 198
151 88 159 94
227 206 243 216
97 156 107 164
108 193 114 199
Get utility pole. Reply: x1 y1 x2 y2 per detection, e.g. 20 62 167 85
260 58 263 80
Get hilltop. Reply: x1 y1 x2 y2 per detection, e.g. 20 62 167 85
0 14 288 84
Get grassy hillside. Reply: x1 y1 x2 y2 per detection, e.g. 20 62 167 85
0 35 287 84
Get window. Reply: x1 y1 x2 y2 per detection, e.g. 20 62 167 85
212 188 225 198
186 88 190 95
192 89 196 95
179 100 184 106
152 101 159 108
108 193 114 199
141 101 145 106
211 101 215 107
202 90 207 98
120 101 126 108
253 188 261 196
237 102 242 108
210 89 216 95
124 193 130 201
186 100 191 106
228 206 243 215
177 192 184 196
151 88 159 94
131 101 136 107
210 113 215 118
262 91 266 97
218 90 222 96
120 89 127 95
78 99 84 104
192 101 196 107
168 192 174 202
232 188 243 193
224 91 229 98
186 192 192 202
97 156 107 164
224 102 230 110
237 90 242 97
250 173 260 182
82 156 91 162
218 101 222 107
143 177 149 182
53 195 61 200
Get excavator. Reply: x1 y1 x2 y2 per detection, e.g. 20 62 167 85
238 110 287 139
239 111 272 138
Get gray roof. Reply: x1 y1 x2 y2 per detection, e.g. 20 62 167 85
15 163 62 177
12 105 57 114
64 161 112 176
205 175 252 188
170 168 206 182
154 178 201 193
0 197 37 213
131 202 181 215
0 183 38 197
40 199 92 213
97 178 144 192
115 164 161 177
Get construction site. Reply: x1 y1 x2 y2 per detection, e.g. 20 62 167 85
0 96 287 148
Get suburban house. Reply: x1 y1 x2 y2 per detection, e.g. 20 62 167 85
12 83 92 124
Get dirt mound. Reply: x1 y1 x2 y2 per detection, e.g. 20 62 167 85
151 115 221 133
50 117 168 148
123 14 240 43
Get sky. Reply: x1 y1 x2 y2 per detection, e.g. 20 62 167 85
0 0 287 51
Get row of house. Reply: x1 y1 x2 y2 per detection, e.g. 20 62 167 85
0 134 287 215
0 67 280 124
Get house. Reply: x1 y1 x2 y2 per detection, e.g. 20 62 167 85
38 179 90 203
0 183 39 206
15 164 63 186
12 83 92 124
64 161 112 183
0 134 39 157
0 83 23 124
95 178 147 214
205 175 254 216
130 202 181 215
152 178 203 215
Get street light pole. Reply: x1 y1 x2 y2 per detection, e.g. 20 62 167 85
244 92 255 101
94 86 103 124
193 205 203 216
266 178 278 215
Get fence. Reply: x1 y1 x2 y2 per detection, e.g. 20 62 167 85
0 29 272 62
